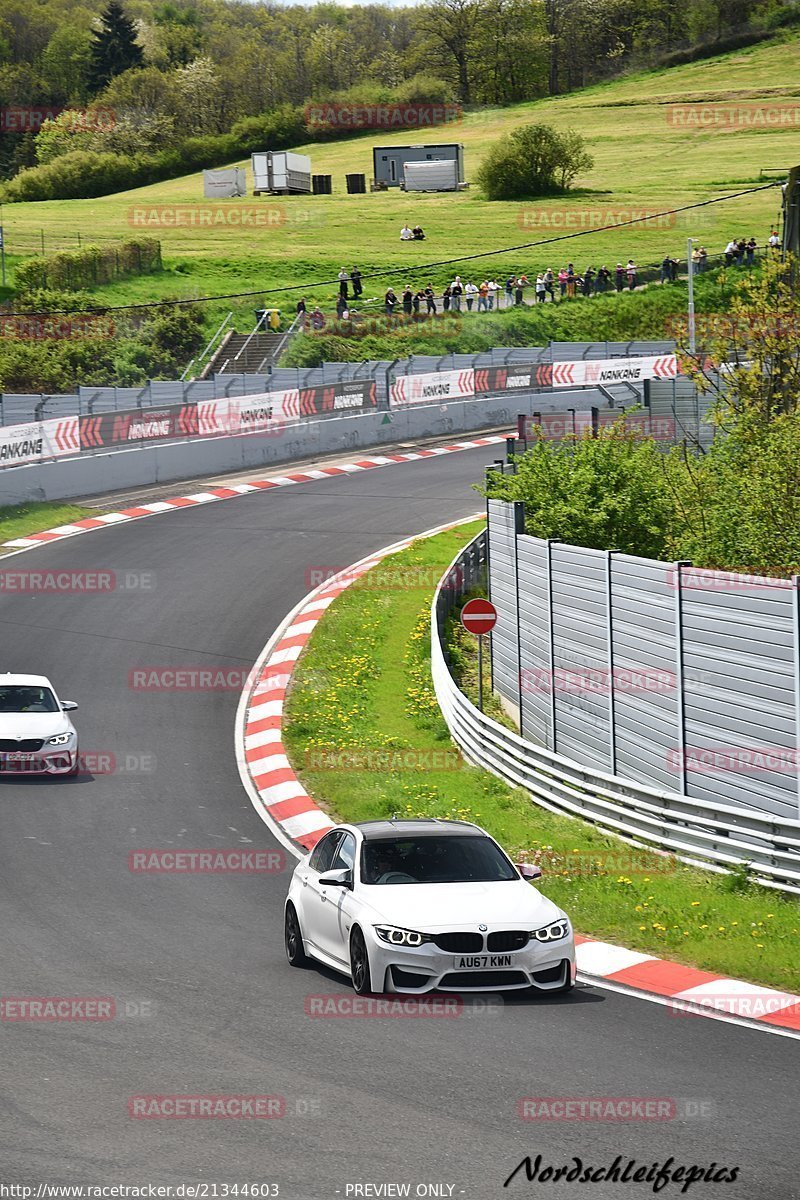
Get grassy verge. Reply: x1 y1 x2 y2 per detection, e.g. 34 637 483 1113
0 501 96 550
283 521 800 993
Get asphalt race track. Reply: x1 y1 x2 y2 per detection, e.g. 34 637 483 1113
0 444 797 1199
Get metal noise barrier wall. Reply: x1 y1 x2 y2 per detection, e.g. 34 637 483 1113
433 529 800 894
486 500 800 824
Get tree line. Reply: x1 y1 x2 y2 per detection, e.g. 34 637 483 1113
1 0 797 185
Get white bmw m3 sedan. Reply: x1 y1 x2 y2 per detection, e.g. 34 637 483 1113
284 818 576 995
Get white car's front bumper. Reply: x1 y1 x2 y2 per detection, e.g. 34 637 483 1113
367 929 577 994
0 748 77 776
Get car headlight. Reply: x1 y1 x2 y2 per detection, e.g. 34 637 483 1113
47 733 73 746
532 919 570 943
374 925 433 947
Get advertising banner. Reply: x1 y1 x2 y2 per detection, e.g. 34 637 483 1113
80 405 197 449
391 369 475 406
0 417 79 468
475 364 553 393
551 354 677 387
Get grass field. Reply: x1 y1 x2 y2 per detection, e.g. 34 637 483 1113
0 502 95 549
2 34 799 335
283 523 800 993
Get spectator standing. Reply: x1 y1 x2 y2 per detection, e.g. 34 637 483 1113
724 238 737 266
582 266 595 296
505 276 515 307
626 260 637 290
442 284 452 312
477 280 489 312
660 254 672 284
402 284 414 315
596 265 611 294
615 263 624 292
544 268 555 301
697 246 708 272
535 273 546 302
465 280 478 311
351 266 363 300
296 297 307 319
413 289 423 314
558 267 568 298
746 237 757 266
424 284 436 314
487 279 498 310
736 237 747 265
670 256 679 281
336 294 348 320
514 276 525 306
338 268 349 300
768 229 781 251
566 264 576 299
385 287 398 315
311 306 325 331
450 277 463 311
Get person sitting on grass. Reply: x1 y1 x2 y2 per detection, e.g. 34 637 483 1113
400 223 413 241
412 225 425 240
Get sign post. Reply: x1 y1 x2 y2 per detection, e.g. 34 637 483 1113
0 226 5 288
460 598 498 712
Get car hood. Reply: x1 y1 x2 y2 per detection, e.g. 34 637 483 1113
357 879 565 932
0 713 72 740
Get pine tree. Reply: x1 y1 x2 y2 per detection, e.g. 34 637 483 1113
88 1 143 93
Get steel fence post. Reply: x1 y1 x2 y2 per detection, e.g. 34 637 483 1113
546 538 557 753
674 560 691 795
793 575 800 820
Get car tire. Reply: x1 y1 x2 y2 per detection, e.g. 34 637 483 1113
349 927 374 995
285 903 308 967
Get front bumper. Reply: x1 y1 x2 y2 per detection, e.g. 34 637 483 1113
367 930 577 994
0 748 77 776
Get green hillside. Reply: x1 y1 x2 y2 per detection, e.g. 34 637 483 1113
4 34 799 325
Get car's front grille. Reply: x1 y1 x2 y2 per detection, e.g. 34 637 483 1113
432 932 483 953
439 970 529 988
0 739 44 752
487 930 530 952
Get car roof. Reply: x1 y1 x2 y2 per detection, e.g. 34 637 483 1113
0 673 54 688
353 818 483 841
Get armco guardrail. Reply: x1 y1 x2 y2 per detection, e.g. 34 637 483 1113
432 531 800 894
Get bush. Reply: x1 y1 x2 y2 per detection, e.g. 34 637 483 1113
481 421 676 558
15 239 162 291
476 123 594 200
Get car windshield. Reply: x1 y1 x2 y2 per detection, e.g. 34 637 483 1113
361 835 518 885
0 685 59 714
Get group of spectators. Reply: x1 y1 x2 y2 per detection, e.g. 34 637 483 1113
294 231 779 328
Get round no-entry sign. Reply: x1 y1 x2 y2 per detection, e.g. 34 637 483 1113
460 597 498 635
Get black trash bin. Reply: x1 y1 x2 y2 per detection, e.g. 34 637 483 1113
346 173 366 194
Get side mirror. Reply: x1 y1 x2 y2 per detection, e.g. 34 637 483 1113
61 700 79 711
319 868 353 889
517 863 542 880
